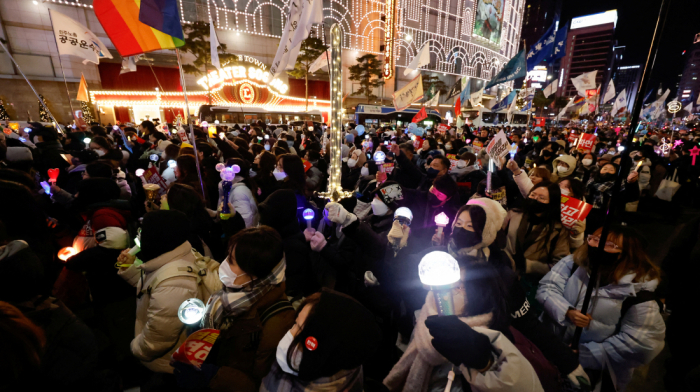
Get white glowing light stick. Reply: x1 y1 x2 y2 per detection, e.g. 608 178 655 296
418 251 460 315
317 24 352 203
303 208 315 229
178 298 206 324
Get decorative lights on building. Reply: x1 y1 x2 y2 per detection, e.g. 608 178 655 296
383 0 397 80
317 24 352 203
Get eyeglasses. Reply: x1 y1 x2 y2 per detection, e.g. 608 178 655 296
587 235 620 252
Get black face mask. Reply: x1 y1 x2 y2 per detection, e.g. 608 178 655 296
596 173 615 182
588 245 620 265
251 163 259 172
451 227 481 249
524 198 548 215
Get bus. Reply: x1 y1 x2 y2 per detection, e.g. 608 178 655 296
354 104 442 129
198 105 323 126
467 108 529 128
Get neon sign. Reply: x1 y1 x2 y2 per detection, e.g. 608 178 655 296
197 65 289 95
239 82 255 104
383 0 397 80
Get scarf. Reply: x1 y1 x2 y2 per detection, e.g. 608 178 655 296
260 362 364 392
383 292 492 392
201 258 286 330
586 177 625 209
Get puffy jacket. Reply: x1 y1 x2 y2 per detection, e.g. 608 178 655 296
119 242 199 373
536 256 665 391
220 179 259 227
551 155 577 182
504 210 570 276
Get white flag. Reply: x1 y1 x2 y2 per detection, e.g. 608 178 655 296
557 97 574 118
49 9 112 65
470 88 484 107
543 80 557 97
571 70 597 97
684 102 693 114
393 74 424 111
696 94 700 105
602 79 616 103
404 42 431 75
611 89 627 115
210 21 221 70
507 93 517 122
120 56 137 75
425 91 440 107
268 0 323 80
579 102 590 116
309 50 329 74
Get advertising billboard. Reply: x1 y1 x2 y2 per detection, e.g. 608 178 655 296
473 0 504 46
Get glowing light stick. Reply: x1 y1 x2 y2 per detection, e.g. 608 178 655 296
127 235 141 256
418 251 460 316
216 163 240 220
47 168 59 184
40 181 51 196
509 142 517 159
690 146 700 166
394 207 413 226
303 208 315 229
143 184 161 203
316 24 352 203
434 212 450 238
58 246 77 261
168 160 177 169
178 298 206 324
84 137 91 144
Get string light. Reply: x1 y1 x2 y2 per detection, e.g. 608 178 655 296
317 23 351 203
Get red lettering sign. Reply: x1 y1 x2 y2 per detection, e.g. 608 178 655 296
577 134 596 152
560 196 592 230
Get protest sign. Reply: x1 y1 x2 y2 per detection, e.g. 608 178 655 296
382 162 395 174
437 124 450 134
171 329 220 369
472 141 484 155
578 134 596 152
560 196 592 230
143 166 168 196
485 131 510 166
568 132 578 143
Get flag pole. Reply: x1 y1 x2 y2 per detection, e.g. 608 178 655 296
571 0 671 349
48 11 77 122
0 38 60 127
175 48 207 199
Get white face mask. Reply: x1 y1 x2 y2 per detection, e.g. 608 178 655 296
560 187 570 196
456 160 467 169
276 330 302 375
582 158 593 166
273 169 287 181
218 258 248 289
371 198 390 216
557 165 568 174
94 149 106 157
445 144 452 150
360 166 369 176
347 158 357 168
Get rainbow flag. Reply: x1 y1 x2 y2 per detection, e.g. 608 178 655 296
573 96 586 106
94 0 184 57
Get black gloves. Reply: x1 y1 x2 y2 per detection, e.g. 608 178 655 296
425 315 493 370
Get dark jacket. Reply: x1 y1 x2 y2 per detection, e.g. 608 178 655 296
208 284 295 392
65 246 133 305
35 140 70 186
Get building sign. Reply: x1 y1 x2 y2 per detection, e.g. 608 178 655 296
571 10 618 30
196 55 289 95
383 0 397 80
527 66 547 83
239 82 256 104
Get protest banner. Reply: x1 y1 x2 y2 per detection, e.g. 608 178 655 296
437 124 450 134
578 134 596 152
143 166 168 196
393 75 424 111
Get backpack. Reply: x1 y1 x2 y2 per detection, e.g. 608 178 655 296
139 248 223 303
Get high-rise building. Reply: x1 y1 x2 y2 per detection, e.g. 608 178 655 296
678 33 700 103
520 0 562 51
557 10 618 98
611 65 642 111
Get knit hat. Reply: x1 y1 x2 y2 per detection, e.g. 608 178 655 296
157 140 172 152
258 189 299 234
345 133 354 143
5 146 32 162
91 208 127 231
433 174 459 199
287 130 297 139
600 153 614 163
459 152 477 166
296 289 381 381
461 198 507 249
372 181 404 209
138 210 191 262
75 178 121 209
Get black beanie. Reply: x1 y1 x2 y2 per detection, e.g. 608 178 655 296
433 174 459 198
258 189 298 234
138 210 191 262
75 178 121 209
372 181 403 210
296 289 381 381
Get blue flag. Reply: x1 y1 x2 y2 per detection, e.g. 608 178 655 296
527 22 556 71
485 50 527 89
549 22 568 61
491 91 517 112
460 78 471 105
139 0 185 40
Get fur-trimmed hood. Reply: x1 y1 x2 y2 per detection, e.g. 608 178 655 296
448 198 507 259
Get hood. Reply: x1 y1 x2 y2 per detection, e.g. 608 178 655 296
553 155 577 177
448 198 506 256
68 163 87 174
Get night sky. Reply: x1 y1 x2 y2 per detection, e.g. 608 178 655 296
559 0 700 99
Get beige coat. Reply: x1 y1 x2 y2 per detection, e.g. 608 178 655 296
504 210 571 276
119 242 199 373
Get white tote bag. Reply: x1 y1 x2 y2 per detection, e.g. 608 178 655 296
655 168 680 201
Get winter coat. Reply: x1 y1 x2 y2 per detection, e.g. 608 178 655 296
550 155 578 182
220 178 259 227
536 256 665 391
35 140 70 186
209 283 295 392
256 173 279 202
513 170 535 198
65 246 133 305
118 241 199 373
504 210 570 276
305 162 325 192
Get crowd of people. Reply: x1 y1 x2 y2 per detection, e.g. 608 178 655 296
1 116 698 392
